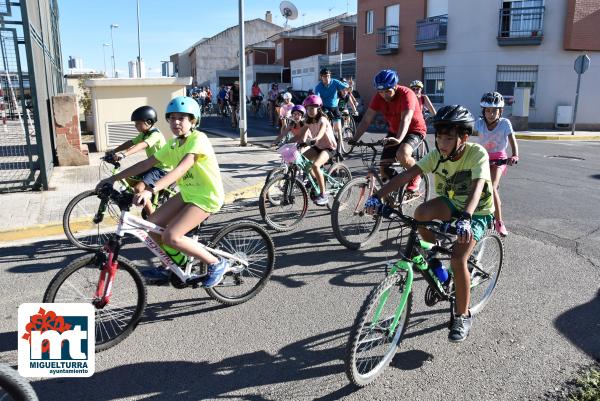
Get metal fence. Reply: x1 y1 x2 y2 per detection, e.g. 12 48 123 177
0 0 62 191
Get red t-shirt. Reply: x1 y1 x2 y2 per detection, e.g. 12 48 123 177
369 85 427 136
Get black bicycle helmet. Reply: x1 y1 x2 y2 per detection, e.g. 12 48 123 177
432 105 475 134
319 68 331 76
431 105 476 169
131 106 158 125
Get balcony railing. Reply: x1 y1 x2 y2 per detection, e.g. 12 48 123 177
376 26 399 55
497 6 544 46
415 14 448 51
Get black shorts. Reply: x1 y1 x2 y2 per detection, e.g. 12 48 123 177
310 145 335 160
380 132 424 160
322 106 341 121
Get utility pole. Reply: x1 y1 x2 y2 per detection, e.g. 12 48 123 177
136 0 142 78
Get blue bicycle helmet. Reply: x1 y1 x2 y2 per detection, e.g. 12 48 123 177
165 96 201 121
373 69 399 90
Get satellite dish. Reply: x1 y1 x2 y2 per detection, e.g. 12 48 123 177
280 1 298 27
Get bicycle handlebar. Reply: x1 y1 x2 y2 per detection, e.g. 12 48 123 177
97 184 134 210
490 158 517 166
382 206 458 238
101 153 121 169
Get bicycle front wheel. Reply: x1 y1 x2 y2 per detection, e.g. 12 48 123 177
63 189 121 251
469 230 504 315
0 363 38 401
204 221 275 305
331 177 382 250
259 176 308 232
325 162 352 210
43 254 147 352
345 273 412 387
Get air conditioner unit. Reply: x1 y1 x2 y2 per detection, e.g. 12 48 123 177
555 105 572 129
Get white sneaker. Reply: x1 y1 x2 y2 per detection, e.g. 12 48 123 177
314 194 329 206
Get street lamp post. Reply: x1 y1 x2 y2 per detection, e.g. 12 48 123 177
136 0 142 78
110 23 119 78
102 43 110 76
238 0 247 146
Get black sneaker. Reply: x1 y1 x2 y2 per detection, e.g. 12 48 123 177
141 267 171 285
448 312 473 343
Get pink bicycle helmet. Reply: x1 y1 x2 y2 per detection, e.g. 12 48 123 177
302 94 323 108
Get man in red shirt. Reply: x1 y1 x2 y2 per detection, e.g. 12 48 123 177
351 69 427 192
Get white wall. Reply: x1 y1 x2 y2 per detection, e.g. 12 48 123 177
290 55 320 91
423 0 600 127
427 0 448 17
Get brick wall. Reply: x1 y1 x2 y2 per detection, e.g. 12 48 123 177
282 38 327 67
564 0 600 51
52 94 89 166
356 0 425 102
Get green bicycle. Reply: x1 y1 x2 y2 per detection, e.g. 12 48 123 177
345 209 504 387
259 143 352 231
63 153 177 251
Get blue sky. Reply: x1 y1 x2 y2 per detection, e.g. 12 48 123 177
58 0 357 77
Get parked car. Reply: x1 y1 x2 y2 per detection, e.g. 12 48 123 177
288 90 309 106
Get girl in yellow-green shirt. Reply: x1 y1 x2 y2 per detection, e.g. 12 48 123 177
98 96 227 288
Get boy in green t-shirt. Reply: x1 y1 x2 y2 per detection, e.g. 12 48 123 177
109 106 171 216
365 105 494 343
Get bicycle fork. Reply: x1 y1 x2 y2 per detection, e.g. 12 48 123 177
371 259 415 337
94 238 122 308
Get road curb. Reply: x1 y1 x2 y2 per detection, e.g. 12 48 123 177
0 182 264 243
202 128 272 149
515 133 600 141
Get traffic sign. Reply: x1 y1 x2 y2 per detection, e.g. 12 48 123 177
574 54 590 74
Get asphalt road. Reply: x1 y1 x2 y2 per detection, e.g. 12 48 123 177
0 139 599 401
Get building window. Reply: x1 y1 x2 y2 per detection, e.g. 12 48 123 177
496 65 538 108
423 66 445 104
499 0 544 38
329 31 339 53
385 4 400 45
366 10 374 34
276 43 282 60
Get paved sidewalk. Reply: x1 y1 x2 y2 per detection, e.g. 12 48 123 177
0 135 280 242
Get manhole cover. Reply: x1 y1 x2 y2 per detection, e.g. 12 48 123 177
545 155 585 160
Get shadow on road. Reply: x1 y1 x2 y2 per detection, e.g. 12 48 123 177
554 288 600 361
31 324 438 400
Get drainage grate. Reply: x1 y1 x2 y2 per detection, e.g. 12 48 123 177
545 155 585 160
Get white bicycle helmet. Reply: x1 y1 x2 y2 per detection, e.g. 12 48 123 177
282 92 292 100
410 80 424 89
480 91 505 108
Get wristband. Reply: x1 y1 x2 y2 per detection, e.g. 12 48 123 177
119 152 127 159
148 183 157 195
459 211 472 221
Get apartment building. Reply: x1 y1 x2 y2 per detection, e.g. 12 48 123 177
356 0 426 102
420 0 600 129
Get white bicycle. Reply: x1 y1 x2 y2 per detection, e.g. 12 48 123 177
44 186 275 352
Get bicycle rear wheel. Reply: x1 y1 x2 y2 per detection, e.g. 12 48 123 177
63 189 121 251
469 230 504 315
259 176 308 232
345 273 412 387
204 221 275 305
331 177 382 250
43 254 147 352
325 163 352 210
